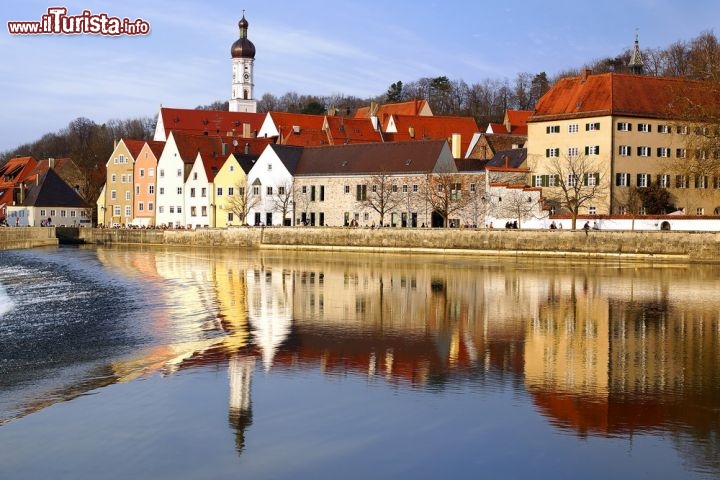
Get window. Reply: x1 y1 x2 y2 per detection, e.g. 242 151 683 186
567 174 578 187
228 212 234 222
657 147 671 158
149 202 154 211
301 186 307 194
676 148 687 158
253 186 260 195
121 174 127 183
125 191 131 201
60 210 67 218
617 122 632 132
110 190 117 200
371 185 377 193
191 206 197 217
657 174 671 188
159 169 165 178
658 124 671 134
113 206 120 216
714 177 720 189
531 174 560 187
697 207 705 216
111 174 117 183
135 185 140 195
201 206 207 216
585 122 600 131
170 206 175 214
40 210 46 216
228 187 235 196
229 165 234 172
568 147 579 157
676 175 689 188
344 185 350 194
177 169 182 177
450 183 462 201
201 188 207 197
193 172 198 180
695 175 708 189
616 173 631 187
391 185 398 193
125 206 131 217
568 123 579 133
585 145 600 155
138 202 144 212
149 168 154 177
637 173 650 188
177 206 182 214
217 187 223 196
139 169 145 178
619 145 631 156
159 187 165 195
584 173 599 186
412 184 418 192
356 184 367 201
546 125 560 134
677 125 688 135
158 206 164 214
267 163 272 171
402 184 408 193
470 183 476 193
70 211 76 218
695 149 707 160
638 123 651 133
278 186 285 195
545 148 560 157
588 206 596 215
177 187 182 195
267 186 273 195
320 185 325 201
637 146 651 157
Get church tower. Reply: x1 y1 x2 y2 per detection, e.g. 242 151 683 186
628 32 644 75
229 13 257 112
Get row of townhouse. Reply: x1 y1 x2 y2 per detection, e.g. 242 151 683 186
99 132 545 229
528 70 720 216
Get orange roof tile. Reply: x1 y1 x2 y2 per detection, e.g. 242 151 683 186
280 128 329 147
268 112 326 136
530 72 720 122
199 152 226 183
323 116 383 145
505 110 532 127
170 131 225 164
355 99 432 119
386 115 479 154
229 137 275 156
159 107 265 138
145 140 166 159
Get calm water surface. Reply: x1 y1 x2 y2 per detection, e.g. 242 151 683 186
0 246 718 479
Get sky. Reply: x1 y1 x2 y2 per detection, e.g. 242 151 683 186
1 0 719 153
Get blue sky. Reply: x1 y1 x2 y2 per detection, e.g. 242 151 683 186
1 0 719 152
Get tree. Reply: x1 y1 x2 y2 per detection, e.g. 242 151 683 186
270 181 294 226
385 81 404 103
490 188 540 228
637 184 675 214
301 101 326 115
225 184 259 225
421 173 470 227
614 186 645 230
539 154 607 230
360 173 402 226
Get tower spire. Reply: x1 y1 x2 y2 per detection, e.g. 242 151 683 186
628 31 644 75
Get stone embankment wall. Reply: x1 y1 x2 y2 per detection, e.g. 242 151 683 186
0 227 58 250
75 227 720 263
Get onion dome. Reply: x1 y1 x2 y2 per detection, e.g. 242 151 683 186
231 14 256 59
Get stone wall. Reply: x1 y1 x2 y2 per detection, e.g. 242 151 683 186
0 227 59 250
75 227 720 263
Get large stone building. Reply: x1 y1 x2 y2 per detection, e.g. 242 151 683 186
528 70 720 216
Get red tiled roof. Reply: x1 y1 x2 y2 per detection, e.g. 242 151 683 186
229 137 275 156
281 128 329 147
268 112 326 136
199 152 226 183
530 72 720 122
159 107 265 138
122 139 146 159
169 131 225 164
0 156 37 186
355 99 431 119
324 116 383 145
506 110 532 128
386 115 479 154
487 123 508 134
145 140 166 159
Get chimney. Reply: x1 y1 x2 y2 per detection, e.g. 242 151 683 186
504 155 510 168
48 157 55 169
292 125 301 134
245 143 250 155
408 127 415 139
222 143 229 156
451 133 462 158
242 123 251 138
581 68 592 83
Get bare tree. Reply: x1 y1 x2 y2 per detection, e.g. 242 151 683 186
421 173 470 227
360 173 402 226
490 188 540 228
539 154 607 230
613 187 645 230
270 180 294 226
225 184 258 225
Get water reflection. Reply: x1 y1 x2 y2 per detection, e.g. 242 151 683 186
1 247 720 475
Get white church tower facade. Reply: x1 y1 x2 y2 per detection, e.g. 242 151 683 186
229 13 257 113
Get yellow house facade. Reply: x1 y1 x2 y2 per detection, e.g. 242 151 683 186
104 139 145 226
213 153 250 227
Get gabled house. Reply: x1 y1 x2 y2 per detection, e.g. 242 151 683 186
133 140 165 226
0 156 38 220
103 139 145 226
213 152 257 227
7 168 90 227
322 116 383 145
155 131 224 228
153 106 264 143
184 151 225 228
485 110 532 135
354 99 433 120
246 144 303 226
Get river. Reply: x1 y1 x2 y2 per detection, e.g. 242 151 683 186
0 245 718 479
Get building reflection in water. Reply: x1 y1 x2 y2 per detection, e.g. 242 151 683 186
16 247 720 473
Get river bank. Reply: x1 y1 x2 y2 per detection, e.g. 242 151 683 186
44 226 717 263
0 227 58 250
